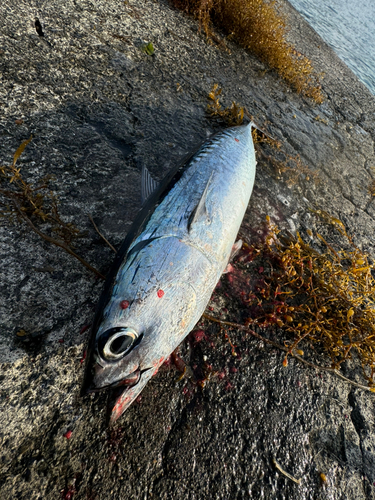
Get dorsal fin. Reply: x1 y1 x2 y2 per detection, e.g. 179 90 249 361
141 166 160 204
188 173 213 232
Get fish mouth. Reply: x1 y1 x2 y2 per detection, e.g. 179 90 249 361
109 367 153 424
86 367 143 394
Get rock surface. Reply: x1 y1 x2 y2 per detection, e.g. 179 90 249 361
1 0 375 499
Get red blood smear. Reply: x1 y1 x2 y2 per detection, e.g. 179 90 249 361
64 430 73 439
163 355 172 367
120 300 129 309
111 393 132 423
62 490 75 500
80 350 86 364
157 289 164 298
192 329 206 343
229 367 238 373
118 372 139 385
235 138 239 142
217 371 226 380
79 324 90 335
225 381 234 391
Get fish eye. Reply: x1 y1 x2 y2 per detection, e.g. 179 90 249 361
98 327 139 360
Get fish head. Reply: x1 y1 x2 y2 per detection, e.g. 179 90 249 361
82 281 197 422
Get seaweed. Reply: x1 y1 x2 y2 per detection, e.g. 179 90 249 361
0 137 104 279
226 214 375 389
171 0 323 102
206 84 245 126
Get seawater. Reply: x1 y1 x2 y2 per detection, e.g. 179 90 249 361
288 0 375 95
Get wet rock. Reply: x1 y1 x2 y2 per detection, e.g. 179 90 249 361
1 0 375 499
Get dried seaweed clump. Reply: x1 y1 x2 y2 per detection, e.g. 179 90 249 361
369 179 375 197
207 84 245 126
241 214 375 388
0 137 104 278
171 0 323 102
254 132 320 186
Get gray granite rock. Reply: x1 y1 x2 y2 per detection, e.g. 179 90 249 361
1 0 375 499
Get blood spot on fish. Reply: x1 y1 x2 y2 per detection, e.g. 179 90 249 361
112 395 131 421
120 300 130 309
63 430 73 439
80 350 86 364
157 289 164 298
235 138 239 142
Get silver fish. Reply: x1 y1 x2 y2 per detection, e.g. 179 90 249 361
82 122 257 423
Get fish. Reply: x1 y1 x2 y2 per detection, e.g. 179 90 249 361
82 121 257 423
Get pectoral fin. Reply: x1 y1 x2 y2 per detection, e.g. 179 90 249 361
223 239 243 274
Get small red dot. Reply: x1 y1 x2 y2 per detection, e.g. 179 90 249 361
235 138 239 142
64 430 73 439
157 289 164 298
120 300 130 309
79 324 90 335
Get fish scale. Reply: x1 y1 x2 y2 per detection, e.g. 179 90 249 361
82 122 257 423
